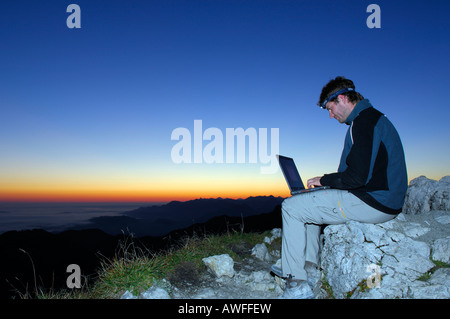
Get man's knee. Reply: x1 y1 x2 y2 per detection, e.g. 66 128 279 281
281 197 294 214
282 194 310 211
281 196 308 221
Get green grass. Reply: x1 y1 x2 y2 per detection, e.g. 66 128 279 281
37 230 271 299
417 259 450 282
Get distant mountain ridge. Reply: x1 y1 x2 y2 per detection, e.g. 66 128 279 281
123 196 284 221
69 196 284 237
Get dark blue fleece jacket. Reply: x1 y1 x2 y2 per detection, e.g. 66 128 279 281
320 99 408 214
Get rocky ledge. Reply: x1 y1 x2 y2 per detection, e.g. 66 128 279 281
321 175 449 299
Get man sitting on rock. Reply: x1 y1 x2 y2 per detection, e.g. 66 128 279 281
272 76 408 299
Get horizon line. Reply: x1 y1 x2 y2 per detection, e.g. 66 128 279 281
0 194 287 204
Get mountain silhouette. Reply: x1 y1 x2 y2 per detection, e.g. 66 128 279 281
70 196 284 237
124 196 283 221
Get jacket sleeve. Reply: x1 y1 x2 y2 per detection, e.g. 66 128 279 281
320 115 376 190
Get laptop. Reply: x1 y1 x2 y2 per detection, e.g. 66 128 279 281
277 155 330 195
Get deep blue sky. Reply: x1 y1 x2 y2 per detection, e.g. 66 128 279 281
0 0 449 201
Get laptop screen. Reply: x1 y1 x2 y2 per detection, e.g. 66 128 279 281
277 155 305 191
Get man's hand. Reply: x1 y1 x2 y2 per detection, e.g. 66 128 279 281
307 176 323 189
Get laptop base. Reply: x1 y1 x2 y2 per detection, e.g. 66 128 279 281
291 186 330 195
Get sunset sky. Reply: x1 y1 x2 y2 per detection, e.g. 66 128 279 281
1 0 449 203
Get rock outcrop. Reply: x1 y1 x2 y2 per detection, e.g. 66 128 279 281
320 216 449 298
402 175 450 214
320 176 450 299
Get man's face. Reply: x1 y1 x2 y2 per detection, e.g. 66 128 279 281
325 96 353 124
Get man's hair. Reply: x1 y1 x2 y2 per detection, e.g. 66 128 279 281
317 76 364 107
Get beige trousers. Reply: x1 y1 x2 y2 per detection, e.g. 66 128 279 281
281 189 395 280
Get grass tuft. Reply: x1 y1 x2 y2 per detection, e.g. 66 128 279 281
69 230 271 299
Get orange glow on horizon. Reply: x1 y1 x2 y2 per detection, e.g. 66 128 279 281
0 171 290 202
0 188 290 203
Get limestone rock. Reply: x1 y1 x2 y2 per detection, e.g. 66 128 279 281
431 236 450 263
251 243 272 262
320 221 385 298
234 270 282 294
120 290 137 299
434 211 450 225
140 286 171 299
120 282 171 299
403 175 450 214
202 254 235 278
401 222 430 238
321 215 448 299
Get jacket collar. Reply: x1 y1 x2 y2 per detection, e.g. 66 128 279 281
345 99 372 125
